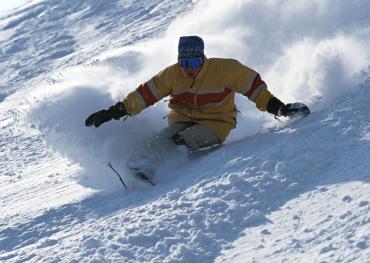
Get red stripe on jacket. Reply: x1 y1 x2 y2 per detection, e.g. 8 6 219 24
137 83 157 106
245 74 265 98
170 92 195 106
197 88 232 105
170 88 232 106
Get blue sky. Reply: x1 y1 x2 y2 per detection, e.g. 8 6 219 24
0 0 29 12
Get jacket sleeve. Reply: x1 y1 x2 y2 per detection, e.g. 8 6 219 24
123 66 174 116
242 72 273 112
228 60 277 112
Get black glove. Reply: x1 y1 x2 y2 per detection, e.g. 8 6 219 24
267 97 310 117
279 103 310 117
85 102 127 128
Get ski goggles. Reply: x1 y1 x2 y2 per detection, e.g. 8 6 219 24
178 57 204 69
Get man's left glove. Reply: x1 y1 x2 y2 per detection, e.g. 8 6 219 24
85 101 127 128
267 97 310 117
279 103 310 117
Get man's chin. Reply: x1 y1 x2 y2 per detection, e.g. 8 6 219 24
187 72 195 78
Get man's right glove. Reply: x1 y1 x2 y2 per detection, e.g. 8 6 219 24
85 101 127 128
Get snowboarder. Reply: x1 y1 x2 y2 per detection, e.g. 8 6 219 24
85 36 309 183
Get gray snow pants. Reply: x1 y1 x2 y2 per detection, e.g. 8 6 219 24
126 122 221 176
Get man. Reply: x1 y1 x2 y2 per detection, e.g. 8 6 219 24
85 36 309 182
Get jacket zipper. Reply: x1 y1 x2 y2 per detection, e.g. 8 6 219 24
191 79 197 106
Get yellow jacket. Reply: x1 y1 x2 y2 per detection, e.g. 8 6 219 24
123 58 274 142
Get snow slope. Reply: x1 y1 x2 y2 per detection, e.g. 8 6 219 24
1 0 370 262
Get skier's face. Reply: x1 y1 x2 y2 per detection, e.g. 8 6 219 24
178 57 203 79
182 66 202 78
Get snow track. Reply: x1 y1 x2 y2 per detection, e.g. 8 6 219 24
2 83 369 262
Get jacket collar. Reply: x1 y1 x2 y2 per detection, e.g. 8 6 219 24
195 56 209 80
